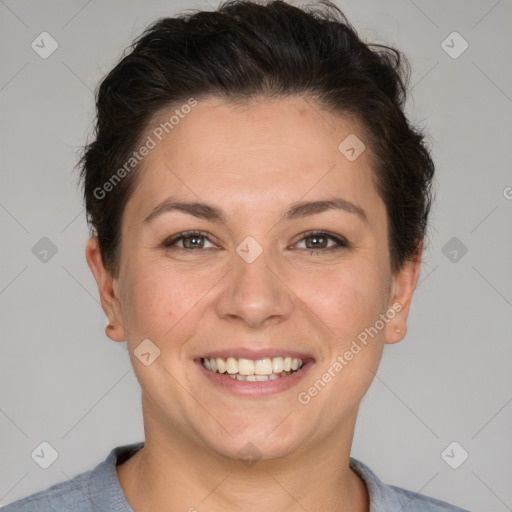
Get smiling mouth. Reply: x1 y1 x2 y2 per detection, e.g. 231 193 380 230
201 356 305 381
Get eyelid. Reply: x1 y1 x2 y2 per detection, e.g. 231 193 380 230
299 229 347 242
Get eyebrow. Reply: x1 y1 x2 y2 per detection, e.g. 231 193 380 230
143 197 368 224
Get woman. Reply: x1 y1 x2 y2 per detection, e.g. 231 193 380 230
2 1 469 511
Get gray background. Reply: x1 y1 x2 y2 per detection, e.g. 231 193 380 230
1 1 511 510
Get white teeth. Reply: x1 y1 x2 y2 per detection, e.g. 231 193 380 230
201 356 304 379
272 356 284 373
216 357 226 373
235 371 293 381
254 358 273 375
242 375 267 382
238 358 255 375
226 357 238 374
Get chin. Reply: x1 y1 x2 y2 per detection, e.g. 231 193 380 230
193 413 308 463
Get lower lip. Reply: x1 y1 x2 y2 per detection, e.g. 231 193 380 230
195 358 315 397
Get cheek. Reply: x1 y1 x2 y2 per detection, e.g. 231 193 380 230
297 265 389 405
298 262 389 345
118 256 223 342
118 257 173 340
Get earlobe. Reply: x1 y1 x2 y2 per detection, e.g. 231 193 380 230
387 322 406 343
105 320 124 342
85 237 125 342
385 243 422 344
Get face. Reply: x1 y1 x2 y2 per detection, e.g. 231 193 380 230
87 96 420 462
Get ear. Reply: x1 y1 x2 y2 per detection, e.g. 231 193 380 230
85 237 126 342
384 242 422 344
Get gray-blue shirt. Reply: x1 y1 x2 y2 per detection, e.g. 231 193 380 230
1 442 470 511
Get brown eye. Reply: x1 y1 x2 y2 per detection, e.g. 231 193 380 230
295 231 348 253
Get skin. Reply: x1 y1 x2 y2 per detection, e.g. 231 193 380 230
86 96 421 512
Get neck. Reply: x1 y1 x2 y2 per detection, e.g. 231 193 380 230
117 401 369 512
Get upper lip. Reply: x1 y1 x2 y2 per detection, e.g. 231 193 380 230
196 348 315 361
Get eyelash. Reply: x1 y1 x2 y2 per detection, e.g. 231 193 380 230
162 230 348 254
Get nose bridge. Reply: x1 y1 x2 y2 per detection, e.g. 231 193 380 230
215 242 294 328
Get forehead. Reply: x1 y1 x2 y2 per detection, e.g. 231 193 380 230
126 96 383 220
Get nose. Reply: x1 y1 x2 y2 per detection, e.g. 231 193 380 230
215 247 294 329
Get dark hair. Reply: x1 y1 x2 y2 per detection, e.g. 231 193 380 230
79 0 434 277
